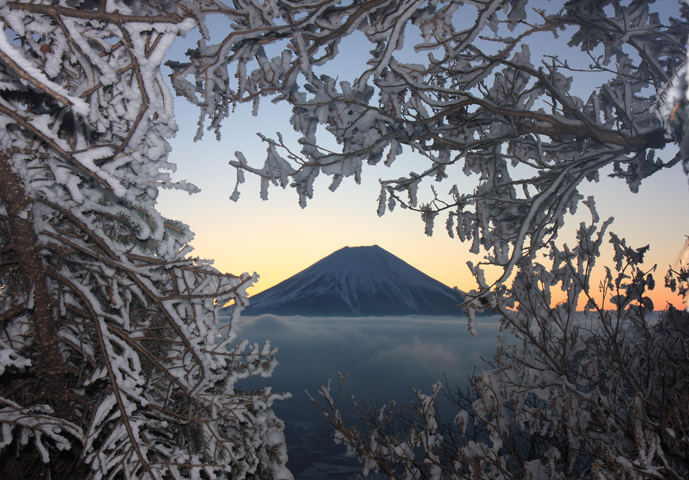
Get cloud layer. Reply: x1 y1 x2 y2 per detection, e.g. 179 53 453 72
221 314 506 477
228 314 505 411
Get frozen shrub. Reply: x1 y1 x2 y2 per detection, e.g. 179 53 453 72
312 207 689 479
0 2 289 479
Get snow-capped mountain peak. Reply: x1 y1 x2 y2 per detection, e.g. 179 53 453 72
238 245 464 316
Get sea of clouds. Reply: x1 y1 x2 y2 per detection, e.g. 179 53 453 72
229 314 504 402
220 314 507 479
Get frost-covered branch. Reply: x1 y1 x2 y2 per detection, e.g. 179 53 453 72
312 210 689 479
172 0 687 276
0 1 290 478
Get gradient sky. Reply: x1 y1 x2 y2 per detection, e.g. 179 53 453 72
157 2 689 311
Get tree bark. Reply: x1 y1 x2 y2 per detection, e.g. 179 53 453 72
0 152 75 420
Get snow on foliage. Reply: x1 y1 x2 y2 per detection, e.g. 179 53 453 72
2 0 688 479
166 0 689 478
168 0 688 286
0 2 289 479
311 202 689 480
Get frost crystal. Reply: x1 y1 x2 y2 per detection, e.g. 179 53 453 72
0 2 289 478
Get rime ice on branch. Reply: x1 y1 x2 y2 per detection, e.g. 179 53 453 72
169 0 687 284
164 1 689 479
0 2 289 479
311 203 689 480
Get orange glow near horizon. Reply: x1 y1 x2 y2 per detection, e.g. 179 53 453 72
171 168 688 313
189 210 687 312
158 94 689 318
155 3 688 318
545 278 686 312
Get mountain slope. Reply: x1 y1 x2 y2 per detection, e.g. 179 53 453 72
237 245 464 317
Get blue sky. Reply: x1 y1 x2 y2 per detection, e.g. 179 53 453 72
156 1 689 309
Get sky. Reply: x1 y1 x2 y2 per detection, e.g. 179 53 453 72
156 1 689 311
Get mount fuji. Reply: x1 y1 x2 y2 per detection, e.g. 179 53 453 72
236 245 465 317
